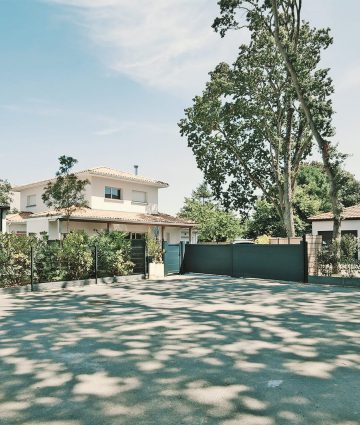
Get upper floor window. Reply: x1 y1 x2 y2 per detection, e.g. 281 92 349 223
105 186 121 200
26 194 36 207
132 190 147 204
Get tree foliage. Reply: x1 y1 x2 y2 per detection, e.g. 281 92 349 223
179 183 243 242
245 162 360 237
179 4 330 236
213 0 344 266
0 179 12 206
90 231 134 276
42 156 89 232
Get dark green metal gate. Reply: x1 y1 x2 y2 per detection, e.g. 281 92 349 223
130 239 146 275
182 242 307 283
163 242 184 275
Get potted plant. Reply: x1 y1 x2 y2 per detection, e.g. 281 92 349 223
146 231 164 279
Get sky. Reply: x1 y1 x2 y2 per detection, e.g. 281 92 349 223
1 0 360 214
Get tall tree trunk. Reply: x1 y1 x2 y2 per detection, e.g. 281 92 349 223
270 0 342 266
283 166 296 237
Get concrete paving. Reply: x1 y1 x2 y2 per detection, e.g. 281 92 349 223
0 275 359 425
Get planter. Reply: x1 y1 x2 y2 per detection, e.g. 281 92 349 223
148 262 165 279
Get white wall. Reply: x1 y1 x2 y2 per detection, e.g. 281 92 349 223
17 175 160 215
26 218 49 235
19 186 48 213
312 220 360 235
60 220 108 236
7 222 27 234
90 176 159 214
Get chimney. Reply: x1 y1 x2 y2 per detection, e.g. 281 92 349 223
134 165 139 175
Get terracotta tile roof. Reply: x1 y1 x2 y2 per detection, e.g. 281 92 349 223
6 212 33 223
13 166 169 191
28 208 196 227
309 204 360 221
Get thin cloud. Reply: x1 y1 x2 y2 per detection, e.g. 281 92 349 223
45 0 242 96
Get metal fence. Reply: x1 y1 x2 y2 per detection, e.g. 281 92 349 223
0 239 146 290
183 241 307 283
269 235 322 276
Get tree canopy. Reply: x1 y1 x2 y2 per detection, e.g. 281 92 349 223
178 0 343 237
178 183 243 243
245 162 360 238
42 156 89 232
0 179 12 206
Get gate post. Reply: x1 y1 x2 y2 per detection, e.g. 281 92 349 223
30 246 34 292
179 241 185 274
94 245 98 284
302 234 309 283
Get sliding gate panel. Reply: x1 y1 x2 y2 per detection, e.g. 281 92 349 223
232 244 304 282
183 243 305 282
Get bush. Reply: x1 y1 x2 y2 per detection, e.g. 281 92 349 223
340 234 358 261
317 235 360 277
146 231 163 263
255 234 269 245
34 234 63 283
0 233 34 287
61 231 93 280
90 231 134 277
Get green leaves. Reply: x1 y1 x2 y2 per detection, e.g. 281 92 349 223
0 179 12 206
42 156 89 228
179 183 243 242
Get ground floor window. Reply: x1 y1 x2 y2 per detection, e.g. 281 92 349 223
127 232 145 240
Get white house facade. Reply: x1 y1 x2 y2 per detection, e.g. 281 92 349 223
5 166 197 243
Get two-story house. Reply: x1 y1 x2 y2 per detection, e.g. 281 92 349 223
5 166 197 243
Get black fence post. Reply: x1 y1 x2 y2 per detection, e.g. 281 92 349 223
30 246 34 292
179 241 185 274
94 245 98 284
303 234 309 283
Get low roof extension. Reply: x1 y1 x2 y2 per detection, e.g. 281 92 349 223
309 204 360 221
24 208 196 228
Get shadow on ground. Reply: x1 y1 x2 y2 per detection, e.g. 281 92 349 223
0 275 359 425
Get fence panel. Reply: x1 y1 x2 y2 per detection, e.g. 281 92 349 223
183 243 306 282
183 244 233 276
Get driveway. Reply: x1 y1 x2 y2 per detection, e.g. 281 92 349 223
0 275 359 425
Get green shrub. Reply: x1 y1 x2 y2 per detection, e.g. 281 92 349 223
61 231 93 280
146 231 163 263
340 234 358 261
90 231 134 277
34 234 63 283
0 233 34 287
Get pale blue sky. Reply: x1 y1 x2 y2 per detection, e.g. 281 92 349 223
1 0 360 214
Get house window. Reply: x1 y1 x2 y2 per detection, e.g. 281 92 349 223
132 190 147 204
128 232 145 240
105 186 121 200
26 194 36 207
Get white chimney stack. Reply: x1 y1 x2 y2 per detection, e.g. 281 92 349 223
134 165 139 175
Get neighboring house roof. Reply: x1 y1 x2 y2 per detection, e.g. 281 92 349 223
27 208 196 227
6 212 33 223
12 166 169 191
309 204 360 221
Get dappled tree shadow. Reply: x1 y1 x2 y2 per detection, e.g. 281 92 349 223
0 275 359 424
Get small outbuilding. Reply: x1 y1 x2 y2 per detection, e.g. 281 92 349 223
309 205 360 257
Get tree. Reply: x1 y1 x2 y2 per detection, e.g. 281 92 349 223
213 0 344 263
42 156 89 233
179 21 314 237
0 179 12 206
245 162 360 237
178 183 243 242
